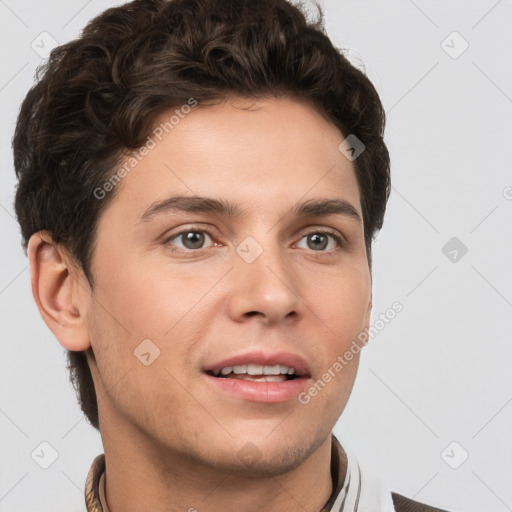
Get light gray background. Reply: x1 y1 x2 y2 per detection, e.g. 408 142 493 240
1 1 511 511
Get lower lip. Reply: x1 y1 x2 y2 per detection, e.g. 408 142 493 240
203 373 311 403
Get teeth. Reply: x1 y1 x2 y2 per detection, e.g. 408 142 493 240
230 375 286 382
247 364 263 375
264 364 281 375
217 364 297 377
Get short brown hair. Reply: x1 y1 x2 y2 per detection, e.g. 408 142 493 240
13 0 390 430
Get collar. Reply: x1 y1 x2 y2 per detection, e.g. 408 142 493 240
84 434 393 512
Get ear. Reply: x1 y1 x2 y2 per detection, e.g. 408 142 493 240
27 231 91 351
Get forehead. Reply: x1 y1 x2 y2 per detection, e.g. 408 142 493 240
99 96 361 225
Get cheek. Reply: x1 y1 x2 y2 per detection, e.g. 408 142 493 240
91 264 223 381
93 251 212 340
306 262 371 342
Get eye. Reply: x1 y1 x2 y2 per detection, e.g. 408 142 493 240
296 231 342 252
164 229 215 252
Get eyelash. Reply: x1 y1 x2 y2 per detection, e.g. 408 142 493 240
162 226 345 256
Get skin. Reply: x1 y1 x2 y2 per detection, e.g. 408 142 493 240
28 96 372 512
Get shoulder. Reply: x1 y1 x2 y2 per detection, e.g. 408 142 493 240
392 491 455 512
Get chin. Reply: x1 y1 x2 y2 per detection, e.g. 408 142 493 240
196 427 325 477
213 441 315 477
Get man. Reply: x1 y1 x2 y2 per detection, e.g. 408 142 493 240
13 0 460 510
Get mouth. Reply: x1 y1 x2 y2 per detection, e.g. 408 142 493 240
202 351 312 403
205 365 300 382
203 350 311 380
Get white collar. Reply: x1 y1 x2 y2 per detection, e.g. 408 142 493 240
331 444 396 512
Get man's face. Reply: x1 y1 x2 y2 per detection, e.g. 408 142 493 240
85 96 372 475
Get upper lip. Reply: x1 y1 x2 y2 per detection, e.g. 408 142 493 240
203 350 311 377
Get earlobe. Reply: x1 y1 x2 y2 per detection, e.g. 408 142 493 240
27 231 91 351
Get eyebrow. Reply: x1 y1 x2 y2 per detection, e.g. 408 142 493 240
138 196 361 223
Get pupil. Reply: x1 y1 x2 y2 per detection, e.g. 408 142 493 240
309 233 327 250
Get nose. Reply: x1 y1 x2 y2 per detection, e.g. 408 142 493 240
225 237 303 326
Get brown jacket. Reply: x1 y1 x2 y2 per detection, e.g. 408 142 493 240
84 436 453 512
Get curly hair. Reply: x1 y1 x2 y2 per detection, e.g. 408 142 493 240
13 0 390 430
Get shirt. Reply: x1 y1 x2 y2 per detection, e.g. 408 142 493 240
85 434 397 512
